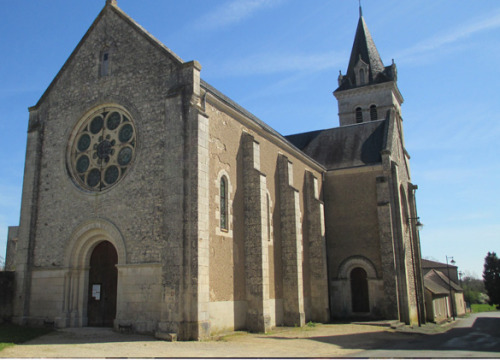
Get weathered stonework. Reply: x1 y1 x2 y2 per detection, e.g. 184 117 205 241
277 155 305 327
303 171 330 323
4 2 425 337
242 133 271 333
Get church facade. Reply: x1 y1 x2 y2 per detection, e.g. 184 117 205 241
5 1 425 340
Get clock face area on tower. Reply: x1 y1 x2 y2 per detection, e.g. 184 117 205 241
67 105 137 192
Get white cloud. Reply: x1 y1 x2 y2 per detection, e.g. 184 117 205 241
396 9 500 63
193 0 285 32
207 50 346 78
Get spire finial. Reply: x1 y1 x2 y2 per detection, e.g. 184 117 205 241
106 0 117 6
359 0 363 17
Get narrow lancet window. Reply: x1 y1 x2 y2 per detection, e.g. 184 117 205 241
101 51 110 76
266 193 271 242
370 105 377 121
220 177 228 230
355 107 363 123
359 68 365 85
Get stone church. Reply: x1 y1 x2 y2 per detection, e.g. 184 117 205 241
5 1 425 340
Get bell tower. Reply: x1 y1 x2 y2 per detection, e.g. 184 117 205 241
334 6 403 126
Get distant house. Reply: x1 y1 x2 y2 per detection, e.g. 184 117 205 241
421 259 466 323
421 259 459 284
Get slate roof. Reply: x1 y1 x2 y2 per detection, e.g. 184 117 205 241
285 119 387 170
335 13 396 92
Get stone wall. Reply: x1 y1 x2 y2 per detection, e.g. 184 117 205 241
0 272 14 322
10 4 197 337
5 227 18 271
204 88 327 332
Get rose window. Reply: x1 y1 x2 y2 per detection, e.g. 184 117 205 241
68 106 136 191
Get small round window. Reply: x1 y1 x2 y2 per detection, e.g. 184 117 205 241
68 106 137 191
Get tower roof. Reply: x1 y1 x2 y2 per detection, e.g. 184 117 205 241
336 10 397 92
347 15 385 80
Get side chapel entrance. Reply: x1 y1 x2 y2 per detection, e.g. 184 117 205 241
350 267 370 313
87 241 118 327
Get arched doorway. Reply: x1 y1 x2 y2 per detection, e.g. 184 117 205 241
351 267 369 313
87 241 118 327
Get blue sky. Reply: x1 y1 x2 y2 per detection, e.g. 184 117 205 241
1 0 499 278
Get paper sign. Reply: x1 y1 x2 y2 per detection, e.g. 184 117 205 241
92 284 101 300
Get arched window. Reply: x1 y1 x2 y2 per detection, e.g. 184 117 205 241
370 105 377 121
359 68 365 85
351 267 369 313
220 176 228 230
355 107 363 123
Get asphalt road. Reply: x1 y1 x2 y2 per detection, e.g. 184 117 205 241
353 311 500 358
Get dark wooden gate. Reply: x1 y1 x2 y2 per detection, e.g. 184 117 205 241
351 267 369 313
87 241 118 327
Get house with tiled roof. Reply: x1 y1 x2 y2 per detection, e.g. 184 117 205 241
422 260 466 323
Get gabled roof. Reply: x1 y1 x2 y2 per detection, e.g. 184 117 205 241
32 1 184 109
285 118 388 170
335 11 396 92
424 271 450 296
424 269 463 295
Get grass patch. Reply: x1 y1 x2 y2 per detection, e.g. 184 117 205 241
471 303 498 313
0 323 53 351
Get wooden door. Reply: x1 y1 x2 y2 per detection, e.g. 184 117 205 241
87 241 118 327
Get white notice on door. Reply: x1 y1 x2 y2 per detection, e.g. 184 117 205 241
92 284 101 300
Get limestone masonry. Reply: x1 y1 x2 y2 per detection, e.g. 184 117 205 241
4 2 425 339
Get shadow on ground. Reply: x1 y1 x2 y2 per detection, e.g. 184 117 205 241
12 327 159 346
264 316 500 354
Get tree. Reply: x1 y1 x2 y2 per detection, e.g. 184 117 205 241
462 275 485 304
483 252 500 308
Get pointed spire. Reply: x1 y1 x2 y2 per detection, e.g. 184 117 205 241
346 15 384 82
335 6 398 92
106 0 117 6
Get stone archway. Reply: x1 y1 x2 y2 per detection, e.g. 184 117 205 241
329 256 380 317
61 219 126 328
350 267 369 313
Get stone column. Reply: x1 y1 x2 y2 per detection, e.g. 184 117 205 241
389 163 411 324
157 60 210 341
408 183 426 325
242 133 271 333
12 108 44 325
375 175 399 320
182 61 211 340
277 155 305 327
304 171 330 323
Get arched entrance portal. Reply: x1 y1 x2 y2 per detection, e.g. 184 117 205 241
351 267 369 313
87 241 118 327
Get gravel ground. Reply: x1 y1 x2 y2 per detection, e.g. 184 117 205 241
0 322 428 358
